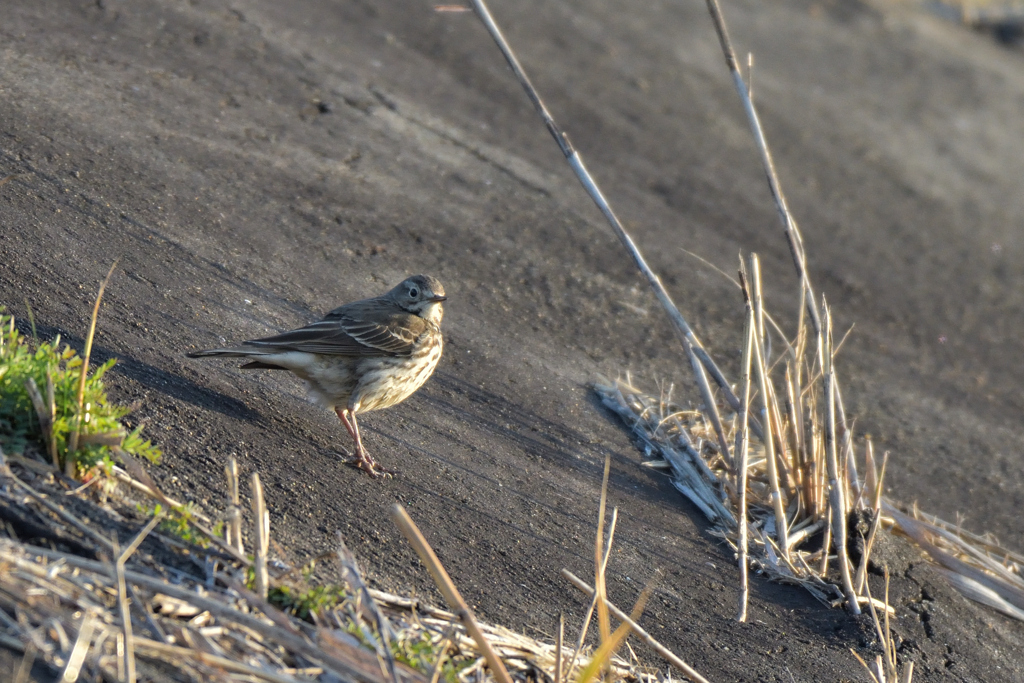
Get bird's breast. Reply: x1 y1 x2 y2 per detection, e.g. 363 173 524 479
351 328 443 413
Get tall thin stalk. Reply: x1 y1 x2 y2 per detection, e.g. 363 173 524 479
67 261 118 475
701 0 822 339
467 0 743 416
750 255 790 556
822 304 859 614
735 265 756 622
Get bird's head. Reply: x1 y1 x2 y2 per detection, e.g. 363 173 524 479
389 275 446 324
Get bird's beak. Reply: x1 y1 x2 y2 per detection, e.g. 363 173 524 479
429 294 448 303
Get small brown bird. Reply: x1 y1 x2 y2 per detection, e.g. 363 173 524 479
188 275 446 477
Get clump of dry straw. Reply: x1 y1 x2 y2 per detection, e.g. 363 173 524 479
457 1 1024 679
0 443 667 683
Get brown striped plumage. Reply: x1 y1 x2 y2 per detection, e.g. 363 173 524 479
188 275 446 477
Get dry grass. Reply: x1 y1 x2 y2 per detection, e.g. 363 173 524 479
458 1 1024 681
0 447 670 683
592 286 886 619
464 0 880 619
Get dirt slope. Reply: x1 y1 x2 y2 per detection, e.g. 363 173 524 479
2 0 1024 680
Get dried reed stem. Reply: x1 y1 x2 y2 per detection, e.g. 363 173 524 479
886 504 1024 617
428 629 454 683
128 580 168 645
133 638 307 683
23 377 57 469
874 451 888 513
60 612 96 682
822 305 859 614
225 457 244 555
467 0 741 414
595 453 613 644
832 378 860 505
685 336 733 468
391 504 514 683
561 570 710 683
785 363 811 518
750 255 790 556
44 371 56 468
735 265 756 622
13 641 36 683
337 532 399 683
701 0 821 338
252 472 270 600
854 509 882 595
568 506 618 682
883 568 894 672
554 613 564 683
21 542 382 683
574 582 656 683
818 505 832 577
112 512 163 683
861 439 876 511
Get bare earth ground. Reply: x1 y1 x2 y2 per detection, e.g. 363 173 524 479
2 0 1024 680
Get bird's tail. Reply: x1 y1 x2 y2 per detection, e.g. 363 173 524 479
186 346 290 371
186 346 260 359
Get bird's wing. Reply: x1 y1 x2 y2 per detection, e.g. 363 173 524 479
244 306 427 356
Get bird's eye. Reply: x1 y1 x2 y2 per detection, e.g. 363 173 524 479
409 288 419 298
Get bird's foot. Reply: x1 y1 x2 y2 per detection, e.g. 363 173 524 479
357 459 400 479
338 450 399 478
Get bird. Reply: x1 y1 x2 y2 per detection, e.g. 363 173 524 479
187 275 446 477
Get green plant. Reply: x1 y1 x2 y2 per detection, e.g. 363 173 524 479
0 312 161 478
391 629 476 683
137 502 222 548
268 583 346 621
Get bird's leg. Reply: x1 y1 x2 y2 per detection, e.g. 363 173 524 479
334 407 372 468
334 408 396 477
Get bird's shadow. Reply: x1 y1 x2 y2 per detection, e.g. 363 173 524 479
20 320 260 421
113 352 261 421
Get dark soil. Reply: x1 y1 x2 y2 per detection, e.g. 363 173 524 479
2 0 1024 680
